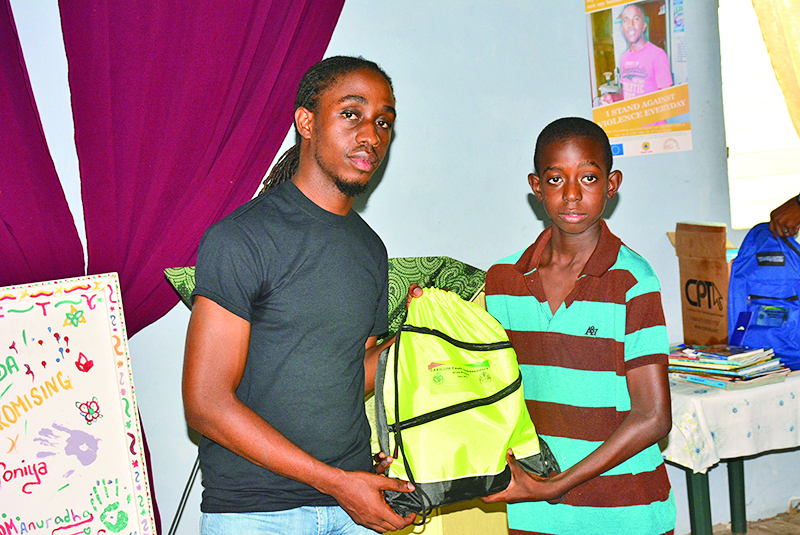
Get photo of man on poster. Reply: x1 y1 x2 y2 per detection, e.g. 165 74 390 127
601 2 673 104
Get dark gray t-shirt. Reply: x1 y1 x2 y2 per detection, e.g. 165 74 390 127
192 180 389 512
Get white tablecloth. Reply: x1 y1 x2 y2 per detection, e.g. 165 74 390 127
660 373 800 473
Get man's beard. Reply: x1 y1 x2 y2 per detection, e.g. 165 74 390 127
314 149 372 197
333 175 370 197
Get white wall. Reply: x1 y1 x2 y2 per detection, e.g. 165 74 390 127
11 1 799 534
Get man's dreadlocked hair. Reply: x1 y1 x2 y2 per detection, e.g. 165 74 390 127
533 117 613 176
258 56 393 194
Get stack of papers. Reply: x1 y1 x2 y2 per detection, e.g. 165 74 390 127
668 344 790 390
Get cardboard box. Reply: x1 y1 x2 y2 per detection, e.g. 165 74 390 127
667 222 734 346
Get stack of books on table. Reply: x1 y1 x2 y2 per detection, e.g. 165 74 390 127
668 344 790 390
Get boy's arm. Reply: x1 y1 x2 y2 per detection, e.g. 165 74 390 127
183 296 416 532
483 362 671 503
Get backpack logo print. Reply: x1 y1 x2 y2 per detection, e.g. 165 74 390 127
756 251 785 266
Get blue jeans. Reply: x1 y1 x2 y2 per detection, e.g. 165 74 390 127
201 507 379 535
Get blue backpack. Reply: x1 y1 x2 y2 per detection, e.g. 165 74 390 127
728 223 800 369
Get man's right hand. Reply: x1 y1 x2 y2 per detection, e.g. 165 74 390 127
331 470 416 533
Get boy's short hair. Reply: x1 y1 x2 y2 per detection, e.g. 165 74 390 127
533 117 613 176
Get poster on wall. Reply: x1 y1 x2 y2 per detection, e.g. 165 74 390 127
0 273 157 535
586 0 691 156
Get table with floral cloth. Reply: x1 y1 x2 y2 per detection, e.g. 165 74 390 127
659 373 800 535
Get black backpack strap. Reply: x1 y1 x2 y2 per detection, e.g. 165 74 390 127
391 320 434 523
782 235 800 260
389 373 522 433
400 324 513 351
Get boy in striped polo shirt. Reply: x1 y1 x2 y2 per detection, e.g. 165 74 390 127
482 117 676 534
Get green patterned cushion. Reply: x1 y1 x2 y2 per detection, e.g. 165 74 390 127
386 256 485 337
164 266 196 308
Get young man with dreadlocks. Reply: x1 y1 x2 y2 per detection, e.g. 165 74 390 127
183 56 416 534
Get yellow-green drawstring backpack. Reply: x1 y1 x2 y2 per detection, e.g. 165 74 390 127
375 288 559 520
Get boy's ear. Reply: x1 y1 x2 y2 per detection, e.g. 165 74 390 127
528 173 543 200
295 106 314 140
607 170 623 199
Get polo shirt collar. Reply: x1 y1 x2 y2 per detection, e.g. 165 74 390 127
513 220 621 279
582 220 622 278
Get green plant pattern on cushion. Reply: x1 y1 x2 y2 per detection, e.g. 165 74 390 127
164 266 196 308
386 257 485 339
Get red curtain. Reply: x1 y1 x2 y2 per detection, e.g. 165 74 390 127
59 0 345 336
0 0 84 288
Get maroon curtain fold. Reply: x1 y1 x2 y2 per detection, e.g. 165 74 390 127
0 0 84 288
59 0 345 336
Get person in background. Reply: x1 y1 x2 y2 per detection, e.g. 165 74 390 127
769 193 800 238
182 56 416 535
482 117 676 534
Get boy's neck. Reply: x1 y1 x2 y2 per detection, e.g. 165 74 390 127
536 223 603 315
545 223 602 265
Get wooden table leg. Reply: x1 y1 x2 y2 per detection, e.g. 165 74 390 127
686 469 714 535
727 459 746 534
